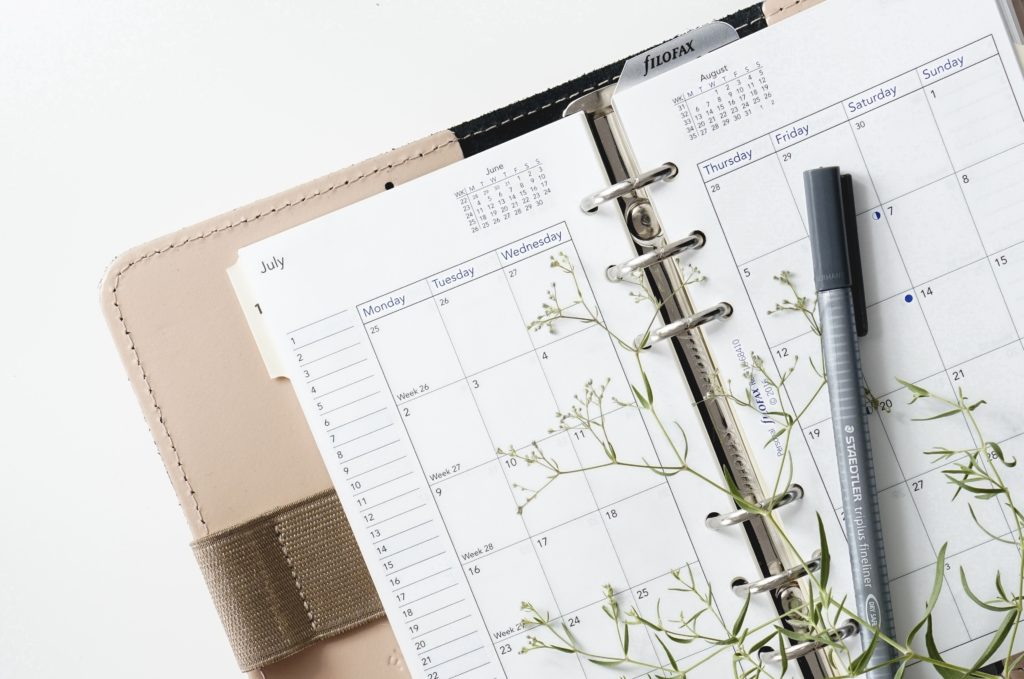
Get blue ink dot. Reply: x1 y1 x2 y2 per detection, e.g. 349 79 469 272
872 210 882 221
904 294 914 303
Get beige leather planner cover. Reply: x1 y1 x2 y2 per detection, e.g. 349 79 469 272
102 131 462 678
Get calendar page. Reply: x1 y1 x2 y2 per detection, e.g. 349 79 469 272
615 0 1024 673
231 115 790 679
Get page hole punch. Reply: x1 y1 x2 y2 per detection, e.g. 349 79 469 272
580 162 678 214
705 484 804 530
606 231 705 282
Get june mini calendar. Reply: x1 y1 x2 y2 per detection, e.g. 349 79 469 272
454 161 550 234
232 0 1024 676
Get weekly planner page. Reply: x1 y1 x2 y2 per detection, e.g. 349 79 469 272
231 115 787 679
616 0 1024 672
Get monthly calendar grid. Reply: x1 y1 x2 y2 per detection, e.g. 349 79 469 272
348 222 731 678
700 34 1024 649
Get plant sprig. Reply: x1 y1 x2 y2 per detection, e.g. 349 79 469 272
504 254 1024 677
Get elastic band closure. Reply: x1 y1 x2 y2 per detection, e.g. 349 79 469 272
191 490 383 671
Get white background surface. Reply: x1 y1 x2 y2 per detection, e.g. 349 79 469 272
0 1 751 676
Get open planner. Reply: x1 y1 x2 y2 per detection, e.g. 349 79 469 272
228 0 1024 676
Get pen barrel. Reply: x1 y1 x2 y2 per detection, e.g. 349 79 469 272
819 288 897 674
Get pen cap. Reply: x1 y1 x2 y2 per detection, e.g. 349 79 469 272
804 167 852 292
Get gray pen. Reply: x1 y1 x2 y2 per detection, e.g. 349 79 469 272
806 167 896 677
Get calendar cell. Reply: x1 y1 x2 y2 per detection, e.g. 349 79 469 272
706 151 806 265
772 329 830 428
471 352 559 449
536 325 628 413
911 466 1010 556
436 266 534 376
631 568 718 661
988 435 1024 507
497 641 585 679
851 90 953 202
572 407 664 507
505 433 599 536
854 210 913 306
777 122 879 226
859 293 945 394
435 461 527 556
804 417 843 505
739 238 814 348
568 597 658 679
404 382 501 480
990 240 1024 334
959 143 1024 254
949 342 1024 442
868 413 907 493
470 540 558 639
924 53 1024 170
944 539 1021 639
884 175 986 284
503 244 596 348
368 292 465 399
601 484 697 585
917 259 1017 367
807 414 903 503
879 373 974 480
878 484 938 578
889 561 970 655
533 512 627 613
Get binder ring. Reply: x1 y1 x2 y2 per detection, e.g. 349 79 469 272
759 619 859 663
580 162 678 213
731 551 821 597
636 303 732 349
705 485 804 530
606 231 706 282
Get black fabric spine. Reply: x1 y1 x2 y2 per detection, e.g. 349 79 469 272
452 3 767 157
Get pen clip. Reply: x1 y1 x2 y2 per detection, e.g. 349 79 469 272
840 173 869 337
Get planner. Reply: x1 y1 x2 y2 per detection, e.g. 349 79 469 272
227 1 1024 677
100 0 1024 677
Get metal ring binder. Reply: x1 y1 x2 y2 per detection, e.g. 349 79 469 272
731 551 822 597
636 302 733 349
606 231 706 282
705 484 804 530
579 162 678 213
759 620 859 663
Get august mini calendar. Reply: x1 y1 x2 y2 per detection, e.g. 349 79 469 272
227 1 1024 677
